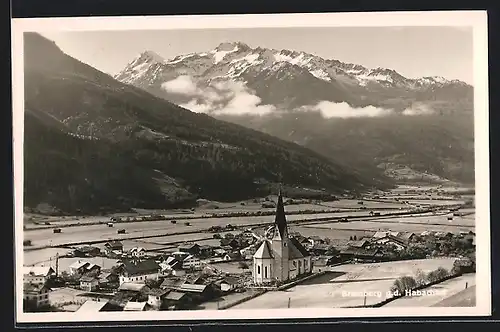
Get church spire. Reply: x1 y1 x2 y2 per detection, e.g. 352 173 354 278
274 186 287 238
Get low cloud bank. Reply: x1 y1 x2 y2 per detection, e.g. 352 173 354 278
163 75 275 116
305 101 394 118
402 102 435 116
163 75 435 118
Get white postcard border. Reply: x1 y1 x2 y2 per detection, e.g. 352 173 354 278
12 10 491 323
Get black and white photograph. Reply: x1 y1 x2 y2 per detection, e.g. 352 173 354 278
12 11 490 323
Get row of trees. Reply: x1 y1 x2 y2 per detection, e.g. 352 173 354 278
390 266 450 294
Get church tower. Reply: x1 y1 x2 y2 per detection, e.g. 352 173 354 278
270 188 290 282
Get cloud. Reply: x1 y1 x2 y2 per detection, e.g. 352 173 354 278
305 101 393 118
402 103 435 116
180 99 214 113
168 75 275 116
161 75 200 95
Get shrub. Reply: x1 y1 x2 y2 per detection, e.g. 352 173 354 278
426 267 449 283
415 269 427 286
390 276 417 294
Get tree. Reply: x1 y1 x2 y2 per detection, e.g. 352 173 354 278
427 267 449 283
415 269 427 286
390 276 417 294
238 261 249 270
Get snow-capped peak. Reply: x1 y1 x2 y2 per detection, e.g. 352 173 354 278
136 50 165 64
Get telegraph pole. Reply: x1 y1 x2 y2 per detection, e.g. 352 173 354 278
55 253 59 277
288 297 291 308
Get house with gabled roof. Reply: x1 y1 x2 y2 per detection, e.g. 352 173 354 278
253 190 312 285
23 283 51 310
104 241 123 255
147 288 170 309
372 234 408 250
69 260 90 276
23 266 55 285
118 259 160 285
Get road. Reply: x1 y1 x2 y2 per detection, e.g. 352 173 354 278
24 209 419 248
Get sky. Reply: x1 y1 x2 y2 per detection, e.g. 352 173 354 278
39 26 473 84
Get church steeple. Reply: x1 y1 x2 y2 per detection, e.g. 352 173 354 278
274 186 288 239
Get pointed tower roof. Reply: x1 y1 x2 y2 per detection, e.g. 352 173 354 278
254 241 274 259
274 187 288 239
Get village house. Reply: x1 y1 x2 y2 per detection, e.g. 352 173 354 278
23 266 55 285
198 245 214 258
346 240 371 249
69 260 91 276
164 291 191 310
23 283 51 310
84 263 102 276
171 251 190 261
339 247 384 262
223 252 241 261
182 255 202 270
98 270 119 286
146 288 170 309
220 238 240 249
80 275 99 292
177 243 201 256
129 247 146 259
104 241 123 256
160 277 186 290
371 234 408 250
253 190 313 285
310 242 330 256
73 246 101 258
240 244 259 259
213 248 227 257
312 255 339 272
241 229 256 241
219 276 239 292
118 259 160 285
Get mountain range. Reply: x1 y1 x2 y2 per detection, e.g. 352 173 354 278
115 41 473 115
114 42 475 185
23 33 393 215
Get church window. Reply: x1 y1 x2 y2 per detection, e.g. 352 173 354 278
299 260 302 267
265 266 268 278
304 259 307 267
257 265 261 274
293 261 296 267
284 242 287 247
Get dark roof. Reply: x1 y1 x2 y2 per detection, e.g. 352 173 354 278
105 240 123 248
76 246 100 253
198 245 213 250
147 288 170 297
178 243 199 250
274 190 288 239
289 237 310 257
160 278 185 289
24 283 50 293
165 291 187 301
221 276 239 285
121 259 160 276
374 234 408 245
340 247 381 256
347 240 369 248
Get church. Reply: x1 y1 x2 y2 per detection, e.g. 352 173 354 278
252 190 312 285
